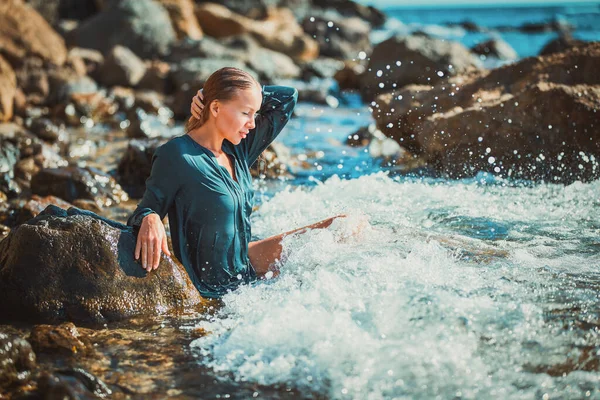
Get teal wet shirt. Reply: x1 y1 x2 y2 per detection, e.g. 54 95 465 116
127 85 298 298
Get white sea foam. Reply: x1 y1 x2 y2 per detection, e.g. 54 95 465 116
190 173 600 399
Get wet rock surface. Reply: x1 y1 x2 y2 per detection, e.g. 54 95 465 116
0 205 207 324
372 42 600 182
361 34 483 101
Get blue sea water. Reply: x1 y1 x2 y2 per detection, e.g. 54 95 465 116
182 4 600 399
379 2 600 58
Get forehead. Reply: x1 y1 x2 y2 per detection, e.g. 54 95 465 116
230 86 262 110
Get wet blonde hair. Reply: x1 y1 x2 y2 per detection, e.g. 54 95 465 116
185 67 261 133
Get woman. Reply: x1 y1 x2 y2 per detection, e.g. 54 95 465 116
127 67 346 299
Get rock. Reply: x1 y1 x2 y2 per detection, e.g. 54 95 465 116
447 20 488 33
117 138 168 198
300 57 345 80
29 323 95 357
28 118 68 144
69 0 176 59
126 108 177 140
14 157 41 183
334 60 365 90
68 47 104 77
0 55 16 122
471 38 518 60
250 142 292 179
0 205 206 323
372 42 600 182
71 199 103 213
157 0 203 40
31 166 129 207
9 195 74 227
225 35 301 81
301 14 371 60
195 4 318 62
49 73 98 105
345 124 378 147
58 92 119 126
37 368 112 399
13 57 50 106
167 36 246 63
0 333 36 387
361 34 482 101
138 60 172 93
0 138 21 198
519 20 573 34
98 46 147 88
0 0 67 66
311 0 387 28
539 34 587 56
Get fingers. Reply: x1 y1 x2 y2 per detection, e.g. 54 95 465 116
142 241 148 271
162 235 171 257
135 235 141 260
190 90 205 119
197 89 204 101
152 242 161 270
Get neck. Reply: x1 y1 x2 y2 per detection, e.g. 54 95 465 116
187 122 224 155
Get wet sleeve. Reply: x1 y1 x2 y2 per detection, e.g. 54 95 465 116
241 85 298 167
127 147 180 233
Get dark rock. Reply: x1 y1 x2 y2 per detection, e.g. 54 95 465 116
372 42 600 182
0 333 36 387
0 0 67 67
167 36 245 63
31 166 129 207
69 0 176 59
334 60 365 90
539 34 587 56
68 47 104 78
311 0 386 28
28 118 68 144
29 323 96 357
0 205 206 323
137 60 172 93
8 194 74 227
49 74 98 105
471 38 518 60
98 46 147 88
37 368 111 399
117 138 168 198
301 14 371 60
250 142 292 179
519 20 573 34
13 57 51 106
345 124 377 147
448 20 488 33
361 34 483 101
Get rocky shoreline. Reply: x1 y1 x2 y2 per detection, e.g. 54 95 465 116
0 0 599 397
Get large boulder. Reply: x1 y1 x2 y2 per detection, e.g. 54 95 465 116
0 206 207 323
471 38 518 60
0 0 67 66
539 34 587 56
372 42 600 182
0 55 16 122
195 3 318 62
301 14 371 60
68 0 176 59
361 34 482 101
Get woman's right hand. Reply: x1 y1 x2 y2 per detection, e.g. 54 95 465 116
135 213 171 271
190 89 204 119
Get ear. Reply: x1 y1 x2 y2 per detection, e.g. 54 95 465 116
209 100 220 118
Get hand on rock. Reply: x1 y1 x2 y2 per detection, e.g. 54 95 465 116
135 213 171 272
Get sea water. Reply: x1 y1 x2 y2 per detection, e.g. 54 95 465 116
186 99 600 399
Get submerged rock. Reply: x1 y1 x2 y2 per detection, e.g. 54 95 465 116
0 206 206 323
372 42 600 182
0 333 37 388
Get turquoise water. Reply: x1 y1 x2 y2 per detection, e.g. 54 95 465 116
184 101 600 399
180 4 600 398
380 3 600 57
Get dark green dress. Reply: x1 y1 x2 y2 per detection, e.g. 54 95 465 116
127 85 298 298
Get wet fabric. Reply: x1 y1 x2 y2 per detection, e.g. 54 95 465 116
127 85 298 298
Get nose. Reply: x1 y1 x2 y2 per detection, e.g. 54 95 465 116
246 116 255 130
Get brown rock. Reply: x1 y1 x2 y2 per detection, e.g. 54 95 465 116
195 3 318 62
157 0 204 40
373 42 600 182
0 333 36 387
334 60 365 90
29 323 96 357
301 14 371 60
13 194 74 226
0 205 207 323
0 0 67 66
0 55 16 122
138 60 172 93
98 46 147 88
361 34 482 101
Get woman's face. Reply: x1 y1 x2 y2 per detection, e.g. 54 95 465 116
214 85 263 145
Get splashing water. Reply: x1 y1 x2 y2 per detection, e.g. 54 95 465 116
187 172 600 399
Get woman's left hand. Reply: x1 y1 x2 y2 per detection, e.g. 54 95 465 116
190 89 205 119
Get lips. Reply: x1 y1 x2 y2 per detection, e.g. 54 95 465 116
240 131 248 138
